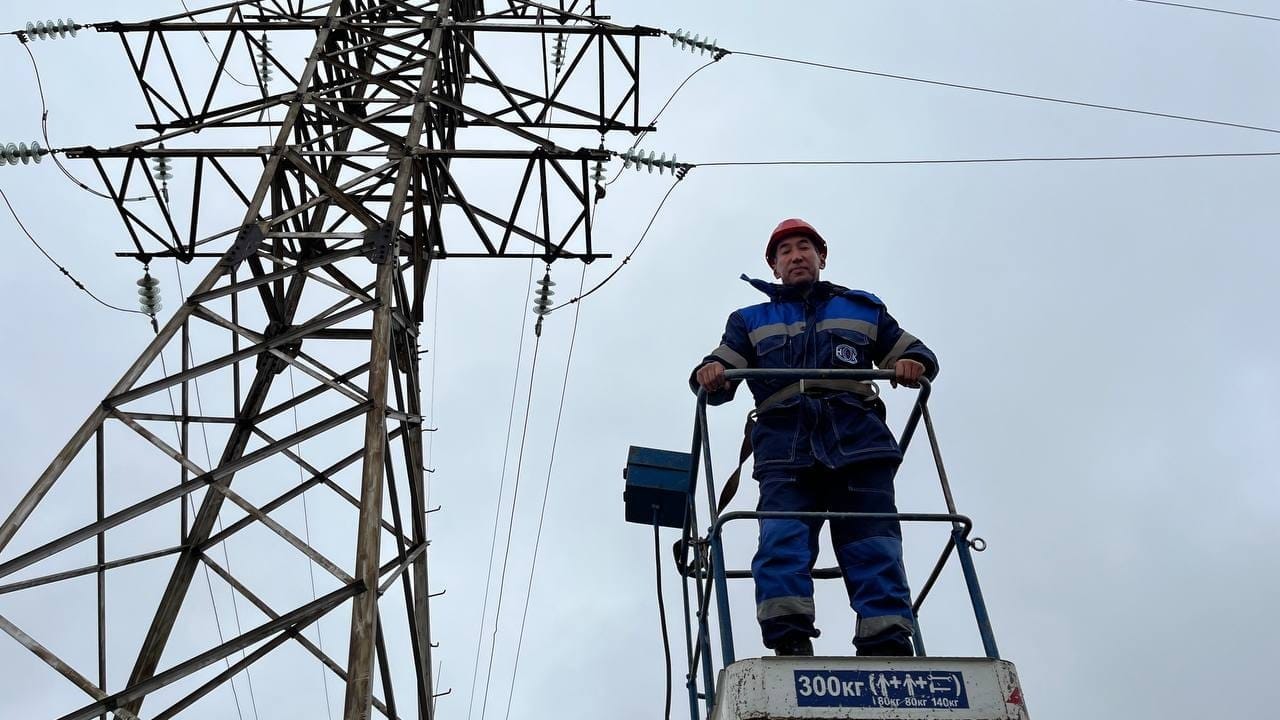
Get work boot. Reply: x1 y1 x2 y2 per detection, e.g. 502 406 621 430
854 636 914 657
774 637 814 657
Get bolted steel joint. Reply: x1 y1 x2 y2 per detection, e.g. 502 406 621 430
256 320 301 375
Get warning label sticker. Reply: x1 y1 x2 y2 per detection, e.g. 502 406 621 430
794 669 969 710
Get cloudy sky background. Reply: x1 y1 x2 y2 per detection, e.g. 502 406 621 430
1 1 1279 719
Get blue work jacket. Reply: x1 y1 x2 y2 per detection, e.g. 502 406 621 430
690 276 938 470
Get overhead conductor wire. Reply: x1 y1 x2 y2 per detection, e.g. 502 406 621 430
154 338 252 720
467 16 558 720
289 366 338 720
178 0 258 87
477 306 544 720
0 186 147 315
160 261 262 720
548 49 716 309
258 96 335 719
1129 0 1280 22
727 48 1280 136
466 253 539 720
500 265 587 720
18 42 151 201
554 25 1280 308
603 58 720 188
155 21 287 714
548 175 684 312
493 42 719 717
694 151 1280 166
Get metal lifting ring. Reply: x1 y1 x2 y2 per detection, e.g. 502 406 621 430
968 536 988 552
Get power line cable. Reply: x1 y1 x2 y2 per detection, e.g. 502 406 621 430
469 29 561 718
288 366 337 720
550 175 685 312
160 41 275 709
0 184 149 315
18 43 151 201
729 49 1280 136
604 59 719 188
575 149 1275 310
521 198 674 720
1130 0 1280 21
154 348 250 720
434 661 445 717
478 329 543 720
193 519 252 720
464 211 540 720
501 265 585 720
693 150 1280 166
179 0 258 87
170 260 262 720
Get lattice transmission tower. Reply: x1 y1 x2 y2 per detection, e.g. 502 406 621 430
0 2 656 718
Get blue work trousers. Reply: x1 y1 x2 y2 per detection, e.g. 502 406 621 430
753 460 914 655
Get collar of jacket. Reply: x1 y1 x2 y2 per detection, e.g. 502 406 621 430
739 274 851 303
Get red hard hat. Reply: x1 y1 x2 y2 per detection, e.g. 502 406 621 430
766 218 827 265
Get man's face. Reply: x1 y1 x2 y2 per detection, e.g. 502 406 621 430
771 235 825 285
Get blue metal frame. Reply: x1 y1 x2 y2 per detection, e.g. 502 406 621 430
677 369 1001 716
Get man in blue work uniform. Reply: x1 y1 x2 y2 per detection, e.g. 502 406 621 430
691 218 938 657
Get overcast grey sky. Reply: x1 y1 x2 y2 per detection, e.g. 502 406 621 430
2 2 1279 719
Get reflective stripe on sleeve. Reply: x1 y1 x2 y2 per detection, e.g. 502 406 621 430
710 344 748 369
879 331 918 367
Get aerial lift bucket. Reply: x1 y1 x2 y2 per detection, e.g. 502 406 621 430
625 369 1028 720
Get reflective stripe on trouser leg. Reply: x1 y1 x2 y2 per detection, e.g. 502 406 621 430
857 613 914 641
753 472 822 648
757 595 814 621
827 461 914 649
840 536 913 643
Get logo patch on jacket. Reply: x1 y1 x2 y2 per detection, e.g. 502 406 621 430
834 343 858 365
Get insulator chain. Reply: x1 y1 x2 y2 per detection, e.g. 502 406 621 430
591 140 608 199
532 268 555 335
669 28 726 59
550 33 568 72
152 144 173 204
1 141 47 166
618 147 693 178
258 32 273 83
21 19 82 42
138 270 162 317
